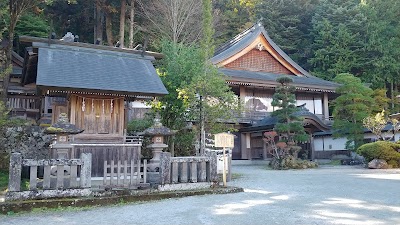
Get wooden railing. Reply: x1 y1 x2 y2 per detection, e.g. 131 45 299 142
7 153 92 201
7 97 40 111
123 135 143 144
159 152 218 186
103 159 149 189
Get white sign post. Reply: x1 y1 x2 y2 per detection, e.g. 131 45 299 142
214 132 234 187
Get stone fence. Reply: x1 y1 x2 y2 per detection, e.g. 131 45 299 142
6 153 92 201
158 152 218 191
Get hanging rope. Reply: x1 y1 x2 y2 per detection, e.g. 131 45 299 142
111 99 113 113
82 97 85 112
71 94 124 114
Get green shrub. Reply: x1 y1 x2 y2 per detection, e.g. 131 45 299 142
269 155 318 170
356 141 400 168
0 170 9 192
172 130 196 156
127 118 153 134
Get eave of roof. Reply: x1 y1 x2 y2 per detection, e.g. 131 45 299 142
314 124 395 137
19 35 164 59
240 108 331 133
220 68 339 92
211 22 311 77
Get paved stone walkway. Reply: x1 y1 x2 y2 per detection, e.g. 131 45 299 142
1 164 399 225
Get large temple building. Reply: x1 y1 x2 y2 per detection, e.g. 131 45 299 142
212 22 340 160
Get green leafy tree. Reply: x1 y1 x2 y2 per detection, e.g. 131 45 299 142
15 13 49 38
213 0 258 47
271 77 308 145
309 0 366 80
363 110 399 141
360 0 400 106
152 41 238 156
332 73 374 150
154 41 240 155
371 89 390 114
201 0 214 60
256 0 318 69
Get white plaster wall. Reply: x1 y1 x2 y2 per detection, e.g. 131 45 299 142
130 101 150 109
313 138 324 151
313 136 347 151
314 131 400 152
395 133 400 142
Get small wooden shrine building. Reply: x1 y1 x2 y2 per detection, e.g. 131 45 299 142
3 36 168 176
17 36 167 141
211 22 339 160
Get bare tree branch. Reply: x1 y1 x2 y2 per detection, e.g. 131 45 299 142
136 0 202 44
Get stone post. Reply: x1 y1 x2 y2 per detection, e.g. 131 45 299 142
208 151 218 183
80 153 92 188
159 152 171 185
8 153 22 192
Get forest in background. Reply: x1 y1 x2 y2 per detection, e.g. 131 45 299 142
1 0 400 110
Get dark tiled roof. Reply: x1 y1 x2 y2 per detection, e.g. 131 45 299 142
240 107 329 132
220 68 339 90
212 22 311 77
35 43 168 96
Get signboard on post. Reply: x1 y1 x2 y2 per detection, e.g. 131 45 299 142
214 132 234 148
214 132 235 187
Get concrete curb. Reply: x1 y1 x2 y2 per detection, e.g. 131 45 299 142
0 186 243 215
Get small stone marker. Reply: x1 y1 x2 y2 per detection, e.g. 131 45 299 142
214 132 234 187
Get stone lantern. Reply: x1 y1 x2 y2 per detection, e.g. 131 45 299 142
45 113 84 159
143 116 176 172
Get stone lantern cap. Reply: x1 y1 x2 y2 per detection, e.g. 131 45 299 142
45 113 84 135
143 116 176 136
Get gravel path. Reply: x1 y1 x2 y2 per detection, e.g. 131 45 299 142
1 164 400 225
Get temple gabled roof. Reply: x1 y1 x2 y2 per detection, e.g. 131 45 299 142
20 38 168 97
211 22 311 77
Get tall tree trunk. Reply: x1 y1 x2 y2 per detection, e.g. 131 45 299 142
128 0 134 48
119 0 126 48
391 80 394 109
2 2 18 103
94 0 104 44
105 12 113 46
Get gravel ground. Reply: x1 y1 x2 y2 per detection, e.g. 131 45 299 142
1 164 400 225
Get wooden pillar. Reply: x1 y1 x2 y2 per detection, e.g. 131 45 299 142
239 86 246 102
119 99 125 135
240 133 247 159
70 95 76 125
323 93 329 120
263 141 268 160
310 135 315 161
